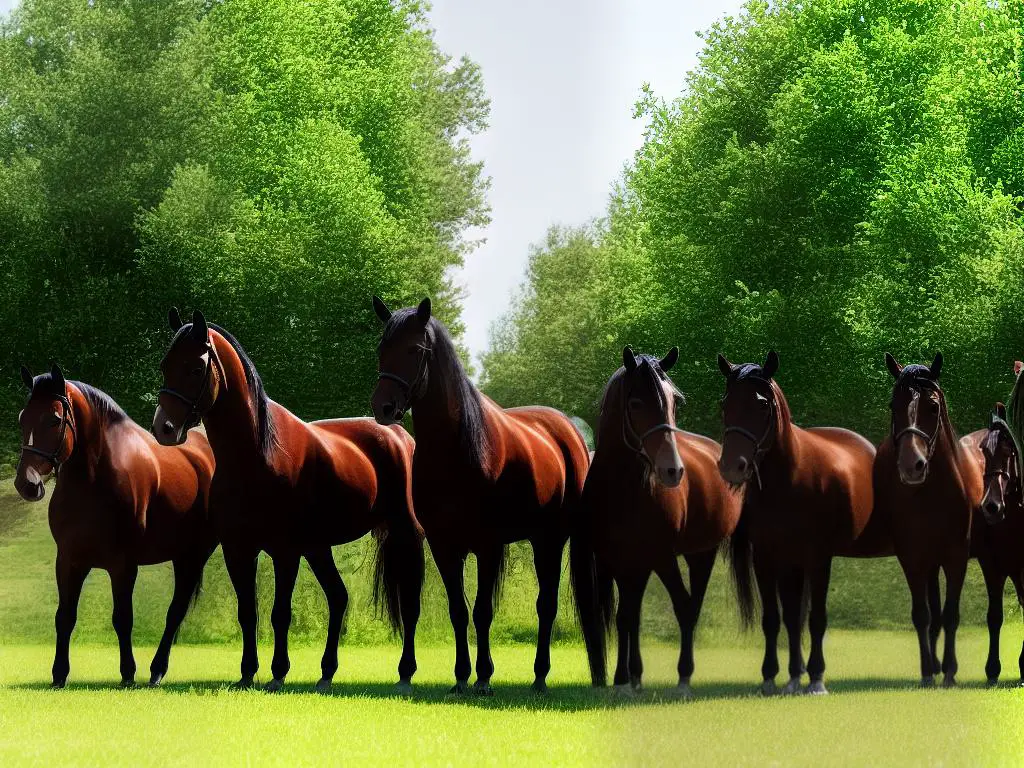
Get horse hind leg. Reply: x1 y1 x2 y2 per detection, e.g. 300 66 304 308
305 548 349 693
471 544 503 695
927 566 942 676
266 552 301 692
223 546 260 688
150 555 209 686
110 563 139 687
804 558 832 695
531 537 567 694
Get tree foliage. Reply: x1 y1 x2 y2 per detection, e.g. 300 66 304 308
0 0 488 439
483 0 1024 440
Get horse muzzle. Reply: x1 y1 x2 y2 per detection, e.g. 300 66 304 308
15 466 46 502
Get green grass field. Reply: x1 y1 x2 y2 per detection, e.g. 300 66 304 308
1 633 1023 766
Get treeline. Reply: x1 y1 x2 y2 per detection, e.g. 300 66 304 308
482 0 1024 442
0 0 488 449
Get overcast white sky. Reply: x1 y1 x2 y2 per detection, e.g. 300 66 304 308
0 0 745 359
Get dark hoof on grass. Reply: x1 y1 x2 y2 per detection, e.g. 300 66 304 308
447 681 472 696
264 678 285 693
149 673 165 688
670 682 694 701
760 679 779 697
474 681 495 697
315 678 333 694
920 676 936 689
804 680 828 696
531 680 548 696
942 675 957 689
781 677 802 696
120 678 136 689
51 680 67 690
231 677 255 691
986 678 1000 688
612 684 637 698
395 679 413 697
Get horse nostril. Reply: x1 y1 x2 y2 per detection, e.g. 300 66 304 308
737 456 748 474
162 421 175 435
667 467 677 478
914 458 926 473
985 501 1000 517
382 402 395 417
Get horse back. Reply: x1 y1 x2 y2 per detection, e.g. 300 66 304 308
497 404 590 503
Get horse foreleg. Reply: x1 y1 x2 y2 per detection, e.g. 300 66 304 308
435 545 471 694
150 553 210 686
305 548 349 693
109 562 138 687
753 555 780 696
223 545 259 688
267 552 300 692
658 556 693 695
472 545 502 694
900 559 934 686
927 566 942 676
940 556 967 687
52 556 89 688
778 566 805 695
531 537 566 694
805 558 832 695
980 557 1005 686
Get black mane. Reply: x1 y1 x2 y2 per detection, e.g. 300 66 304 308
382 307 488 467
172 321 278 460
29 374 128 428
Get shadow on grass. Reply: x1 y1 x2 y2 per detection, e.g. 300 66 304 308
8 675 1006 710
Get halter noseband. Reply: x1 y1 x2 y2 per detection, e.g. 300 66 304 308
377 343 433 408
722 379 776 490
621 368 684 468
891 379 942 460
21 391 77 477
158 340 222 432
984 416 1020 499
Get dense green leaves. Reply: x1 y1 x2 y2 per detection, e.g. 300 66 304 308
483 0 1024 441
0 0 488 441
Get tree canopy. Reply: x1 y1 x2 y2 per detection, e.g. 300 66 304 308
482 0 1024 441
0 0 488 443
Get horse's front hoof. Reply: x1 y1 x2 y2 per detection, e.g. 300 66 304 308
120 678 136 689
447 681 471 696
148 673 164 688
264 678 285 693
530 680 548 696
231 677 255 691
395 679 413 696
315 678 333 694
613 683 637 698
781 677 802 695
920 675 936 688
474 681 495 697
50 679 67 690
671 681 694 700
942 675 957 689
986 678 1000 688
804 680 828 696
760 679 779 697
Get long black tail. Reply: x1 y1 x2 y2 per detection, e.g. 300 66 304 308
570 508 613 687
727 504 758 629
372 521 425 637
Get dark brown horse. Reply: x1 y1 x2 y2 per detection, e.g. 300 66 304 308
971 393 1024 685
14 364 216 688
370 297 592 694
874 352 982 687
720 351 889 695
153 309 423 692
581 346 740 695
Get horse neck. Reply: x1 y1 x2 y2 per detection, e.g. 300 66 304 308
595 399 648 476
931 397 968 474
410 362 485 457
202 331 263 463
759 388 799 483
56 384 104 482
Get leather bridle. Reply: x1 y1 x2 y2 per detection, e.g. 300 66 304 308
891 380 941 460
159 340 223 432
21 391 77 477
984 416 1020 500
377 342 433 414
622 383 683 467
721 379 776 490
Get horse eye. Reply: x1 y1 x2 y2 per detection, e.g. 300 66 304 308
49 414 61 426
189 367 203 377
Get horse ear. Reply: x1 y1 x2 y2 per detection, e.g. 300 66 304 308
659 346 679 372
717 354 734 377
1014 360 1023 378
50 363 65 389
996 401 1007 420
885 352 902 379
168 306 183 332
20 365 33 391
762 350 779 379
622 346 638 372
930 351 943 380
190 310 208 341
416 297 432 327
372 295 392 324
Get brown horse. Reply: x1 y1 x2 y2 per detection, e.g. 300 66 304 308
14 364 216 688
370 297 592 694
873 352 982 687
153 309 423 692
720 351 889 695
580 346 740 695
971 395 1024 685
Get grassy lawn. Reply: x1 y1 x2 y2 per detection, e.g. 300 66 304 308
1 632 1023 766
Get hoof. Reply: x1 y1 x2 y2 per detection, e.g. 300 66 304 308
315 678 333 694
447 681 471 696
148 673 164 688
781 677 802 696
613 683 637 698
474 681 495 697
804 680 828 696
395 679 413 697
671 681 694 700
120 678 136 689
531 680 548 696
920 675 936 688
231 677 255 691
942 675 957 689
50 679 67 690
760 679 779 697
986 678 1000 689
264 678 285 693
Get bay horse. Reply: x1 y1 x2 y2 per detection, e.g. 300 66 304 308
14 364 216 688
873 352 982 687
974 385 1024 684
720 351 889 695
153 309 423 692
370 297 593 694
580 346 740 695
